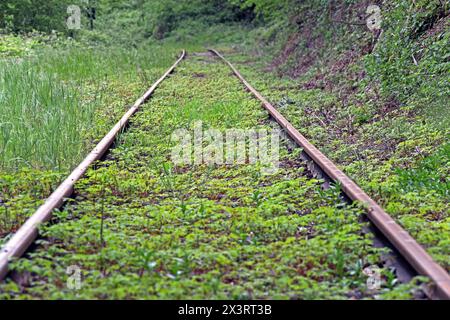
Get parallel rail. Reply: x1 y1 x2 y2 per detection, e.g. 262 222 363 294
1 49 449 300
0 50 186 280
210 49 450 300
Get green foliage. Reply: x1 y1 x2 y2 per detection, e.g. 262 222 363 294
149 0 243 39
84 0 253 45
0 57 97 171
224 44 449 272
0 169 64 239
0 55 414 299
0 34 38 57
0 0 73 33
0 39 184 172
0 0 447 300
396 143 450 197
365 0 449 125
229 0 289 19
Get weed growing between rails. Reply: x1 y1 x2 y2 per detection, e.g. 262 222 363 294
222 50 450 271
0 54 423 299
171 121 280 174
0 44 186 241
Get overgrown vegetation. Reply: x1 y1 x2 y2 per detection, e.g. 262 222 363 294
0 55 422 299
220 0 450 269
0 0 448 299
0 44 184 171
0 0 72 33
0 32 188 238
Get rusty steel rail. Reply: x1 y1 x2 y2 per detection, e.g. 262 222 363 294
210 49 450 300
0 50 186 280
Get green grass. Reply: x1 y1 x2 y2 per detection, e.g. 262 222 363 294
0 54 421 299
222 47 450 271
0 58 97 171
0 44 186 172
0 34 38 57
396 142 450 198
0 40 192 239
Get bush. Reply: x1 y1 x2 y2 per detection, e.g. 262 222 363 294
0 0 74 33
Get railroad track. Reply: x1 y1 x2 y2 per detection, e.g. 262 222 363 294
0 50 448 299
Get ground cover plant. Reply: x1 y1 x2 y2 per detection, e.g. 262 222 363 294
219 0 449 270
0 34 189 241
0 0 448 301
0 54 423 299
